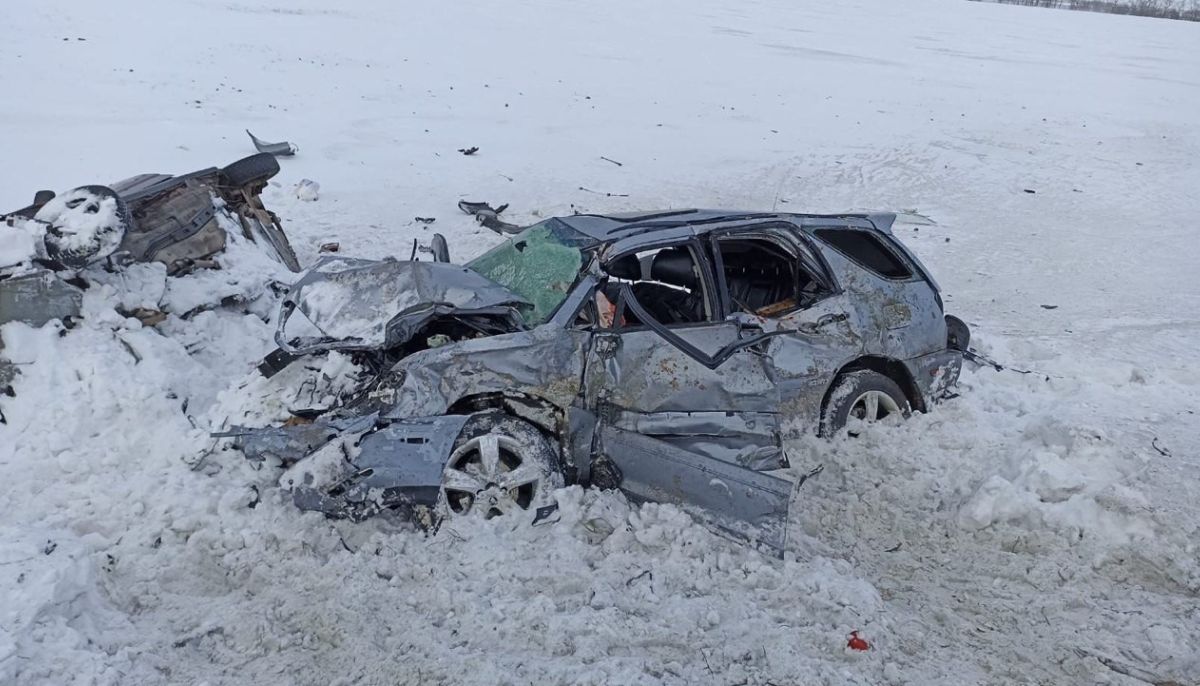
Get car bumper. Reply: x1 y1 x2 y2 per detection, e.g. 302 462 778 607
219 414 471 520
903 347 964 408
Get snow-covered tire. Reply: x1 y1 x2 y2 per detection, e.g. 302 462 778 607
220 152 279 187
436 413 563 521
820 370 910 437
39 185 131 268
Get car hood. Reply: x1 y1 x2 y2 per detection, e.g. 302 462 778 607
274 255 531 354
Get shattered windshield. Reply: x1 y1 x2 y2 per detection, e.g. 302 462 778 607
466 220 590 325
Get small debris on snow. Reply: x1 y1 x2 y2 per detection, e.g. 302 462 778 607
246 129 297 156
1151 438 1171 457
847 631 870 651
319 242 340 253
1040 304 1059 310
294 179 320 202
414 217 436 224
457 146 479 156
578 186 629 198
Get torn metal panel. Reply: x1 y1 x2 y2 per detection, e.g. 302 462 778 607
246 129 297 156
585 322 780 413
567 406 597 484
606 408 785 471
275 255 531 355
216 414 379 465
599 425 792 553
903 348 963 402
379 326 590 420
290 414 471 519
0 270 84 327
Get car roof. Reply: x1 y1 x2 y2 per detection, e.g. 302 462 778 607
557 209 895 243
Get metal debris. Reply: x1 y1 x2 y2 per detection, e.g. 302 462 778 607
246 129 297 156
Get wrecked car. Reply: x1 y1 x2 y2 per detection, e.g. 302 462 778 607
226 210 968 551
0 153 301 384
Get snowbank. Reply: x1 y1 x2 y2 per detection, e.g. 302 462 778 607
2 0 1198 683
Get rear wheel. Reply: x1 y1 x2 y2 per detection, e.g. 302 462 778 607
820 370 910 437
39 185 131 268
220 152 280 187
436 413 562 521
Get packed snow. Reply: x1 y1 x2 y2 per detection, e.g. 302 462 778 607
2 0 1198 684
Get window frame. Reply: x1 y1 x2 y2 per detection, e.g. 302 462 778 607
811 226 917 282
598 237 720 332
707 223 839 319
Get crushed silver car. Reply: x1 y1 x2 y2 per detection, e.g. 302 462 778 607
224 210 968 551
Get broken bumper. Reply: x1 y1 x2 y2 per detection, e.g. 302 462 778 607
220 414 470 520
904 346 964 404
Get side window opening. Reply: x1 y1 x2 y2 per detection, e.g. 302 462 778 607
600 245 712 327
813 228 913 280
717 237 829 317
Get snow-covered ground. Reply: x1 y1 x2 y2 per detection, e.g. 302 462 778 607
3 0 1199 683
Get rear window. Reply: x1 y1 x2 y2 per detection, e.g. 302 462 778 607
814 228 913 279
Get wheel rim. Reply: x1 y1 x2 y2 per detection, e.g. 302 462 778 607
848 390 902 423
440 434 547 518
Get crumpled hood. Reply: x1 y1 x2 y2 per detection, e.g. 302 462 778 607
275 255 530 354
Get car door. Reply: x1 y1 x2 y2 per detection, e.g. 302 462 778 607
581 237 794 551
706 224 865 440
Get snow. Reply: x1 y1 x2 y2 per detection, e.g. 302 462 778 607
3 0 1199 684
0 219 42 271
294 179 320 202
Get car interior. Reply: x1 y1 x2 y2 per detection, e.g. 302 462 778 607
596 234 830 329
717 236 828 316
601 246 710 326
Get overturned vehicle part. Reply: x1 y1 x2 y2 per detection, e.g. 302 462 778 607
228 210 969 553
1 153 302 384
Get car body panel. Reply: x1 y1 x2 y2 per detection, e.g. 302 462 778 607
274 255 531 355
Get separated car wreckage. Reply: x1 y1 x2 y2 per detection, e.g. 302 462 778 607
0 153 301 385
223 210 969 552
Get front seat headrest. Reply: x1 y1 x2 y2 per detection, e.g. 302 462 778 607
650 249 698 288
605 254 642 280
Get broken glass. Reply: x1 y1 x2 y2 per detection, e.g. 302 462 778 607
466 220 589 326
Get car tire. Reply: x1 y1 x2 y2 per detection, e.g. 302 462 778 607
436 412 563 521
220 152 280 187
820 370 910 437
40 185 132 268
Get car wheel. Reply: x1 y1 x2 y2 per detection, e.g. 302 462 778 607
436 413 563 520
39 185 131 268
220 152 280 187
820 370 910 437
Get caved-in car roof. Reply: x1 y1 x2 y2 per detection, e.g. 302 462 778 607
557 209 896 245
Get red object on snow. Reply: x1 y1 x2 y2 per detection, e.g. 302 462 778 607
847 631 870 651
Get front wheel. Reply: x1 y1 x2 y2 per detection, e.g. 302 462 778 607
820 370 910 437
436 413 563 521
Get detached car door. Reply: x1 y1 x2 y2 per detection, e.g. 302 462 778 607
581 237 794 551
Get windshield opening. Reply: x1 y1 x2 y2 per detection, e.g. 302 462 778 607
466 220 590 326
